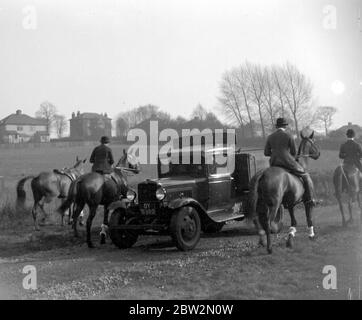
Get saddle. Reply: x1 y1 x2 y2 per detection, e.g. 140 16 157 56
339 164 360 193
53 169 77 182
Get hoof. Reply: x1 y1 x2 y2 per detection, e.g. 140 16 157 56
286 234 294 248
309 235 316 241
100 234 106 245
258 237 266 247
87 242 95 249
267 248 273 254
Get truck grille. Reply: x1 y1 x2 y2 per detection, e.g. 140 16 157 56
138 182 158 203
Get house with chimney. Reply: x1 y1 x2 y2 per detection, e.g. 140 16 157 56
69 111 112 141
0 109 50 143
329 122 362 139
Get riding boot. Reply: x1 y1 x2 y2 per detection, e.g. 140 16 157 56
300 173 316 206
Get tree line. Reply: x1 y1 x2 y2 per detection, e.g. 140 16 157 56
37 61 338 140
35 101 68 138
218 61 337 137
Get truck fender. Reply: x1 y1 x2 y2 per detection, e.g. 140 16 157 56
108 199 129 215
168 198 215 225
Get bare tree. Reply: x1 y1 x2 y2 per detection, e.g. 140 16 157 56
54 114 68 138
35 101 57 134
233 66 255 137
281 62 313 135
246 62 266 139
115 116 129 138
271 65 288 118
315 106 337 136
218 71 246 131
191 104 208 121
261 66 280 130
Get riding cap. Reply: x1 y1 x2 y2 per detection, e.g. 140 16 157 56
276 117 288 128
100 136 110 144
346 129 355 138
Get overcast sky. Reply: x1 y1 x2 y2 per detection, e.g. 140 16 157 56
0 0 361 129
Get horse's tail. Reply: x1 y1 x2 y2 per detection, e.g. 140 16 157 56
58 179 78 214
16 175 35 208
333 165 344 198
246 170 264 221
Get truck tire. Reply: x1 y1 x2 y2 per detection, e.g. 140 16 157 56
170 206 201 251
109 208 138 249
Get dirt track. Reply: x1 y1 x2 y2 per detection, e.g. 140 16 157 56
0 204 361 300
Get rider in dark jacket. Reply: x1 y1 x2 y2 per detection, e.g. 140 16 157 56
90 136 114 174
264 117 316 206
339 129 362 172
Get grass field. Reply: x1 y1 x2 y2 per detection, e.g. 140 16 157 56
0 145 360 300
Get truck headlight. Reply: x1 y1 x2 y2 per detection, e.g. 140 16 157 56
156 187 166 200
126 189 136 201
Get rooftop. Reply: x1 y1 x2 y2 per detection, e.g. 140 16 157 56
72 112 111 120
0 110 47 126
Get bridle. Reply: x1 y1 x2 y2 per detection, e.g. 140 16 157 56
296 137 319 160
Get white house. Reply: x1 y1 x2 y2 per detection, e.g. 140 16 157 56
0 109 50 143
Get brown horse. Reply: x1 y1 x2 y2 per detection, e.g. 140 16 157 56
58 156 140 248
247 131 320 254
16 157 87 230
333 163 362 227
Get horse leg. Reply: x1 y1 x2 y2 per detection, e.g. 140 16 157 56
254 218 266 247
357 192 362 230
259 211 272 254
79 209 85 226
32 201 40 231
72 202 85 238
100 205 110 245
286 207 297 248
347 194 354 225
305 203 315 240
38 200 48 225
336 195 347 227
60 199 66 227
86 206 97 248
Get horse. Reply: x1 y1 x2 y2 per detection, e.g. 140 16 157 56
16 156 87 230
247 130 320 254
117 149 141 174
333 163 362 227
57 155 140 248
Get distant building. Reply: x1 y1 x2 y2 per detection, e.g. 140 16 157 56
329 122 362 139
0 109 49 143
69 111 112 141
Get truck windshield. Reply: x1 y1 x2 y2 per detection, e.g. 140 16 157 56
158 156 206 178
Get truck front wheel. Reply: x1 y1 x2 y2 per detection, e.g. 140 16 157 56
109 208 139 249
170 206 201 251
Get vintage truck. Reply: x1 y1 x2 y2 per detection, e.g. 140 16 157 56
108 138 283 251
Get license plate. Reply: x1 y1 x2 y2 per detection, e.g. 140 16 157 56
140 203 156 215
140 208 156 215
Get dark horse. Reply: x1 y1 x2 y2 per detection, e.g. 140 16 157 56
58 153 140 248
16 157 87 230
247 131 320 254
333 163 362 227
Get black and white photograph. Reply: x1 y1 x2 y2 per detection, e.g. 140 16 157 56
0 0 361 304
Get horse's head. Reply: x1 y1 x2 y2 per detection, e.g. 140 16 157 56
298 129 320 167
73 156 87 175
116 149 141 174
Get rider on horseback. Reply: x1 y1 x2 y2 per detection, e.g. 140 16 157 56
90 136 114 174
264 117 316 206
339 129 362 173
